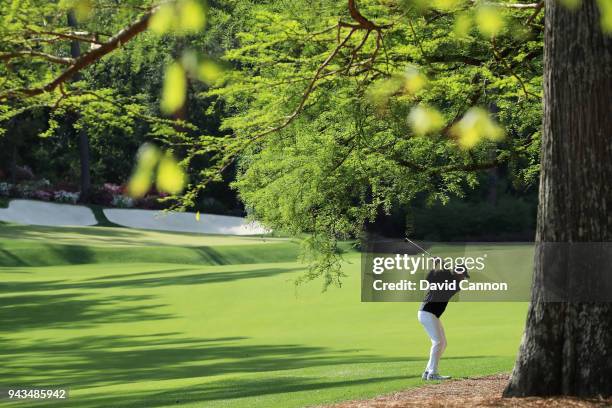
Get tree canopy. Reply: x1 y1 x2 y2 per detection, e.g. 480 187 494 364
205 0 546 284
1 0 611 284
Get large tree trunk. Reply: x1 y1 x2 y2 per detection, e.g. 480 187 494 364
504 0 612 397
67 11 92 202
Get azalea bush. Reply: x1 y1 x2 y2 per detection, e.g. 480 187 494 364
111 194 135 208
0 182 11 197
53 191 80 204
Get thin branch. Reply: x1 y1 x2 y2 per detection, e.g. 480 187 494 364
497 2 540 8
304 25 338 40
407 17 428 59
434 160 499 173
491 37 538 100
425 54 485 66
348 0 377 30
260 28 357 138
389 153 499 173
0 50 74 65
526 1 544 24
472 1 540 8
441 84 484 138
346 29 371 73
0 5 158 101
28 30 106 44
363 30 383 82
324 139 358 176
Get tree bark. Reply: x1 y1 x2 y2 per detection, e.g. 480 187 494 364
504 0 612 398
67 11 92 202
9 142 17 185
77 130 91 202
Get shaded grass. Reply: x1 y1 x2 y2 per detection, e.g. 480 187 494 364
0 240 300 267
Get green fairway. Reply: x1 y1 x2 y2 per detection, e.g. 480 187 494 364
0 224 529 407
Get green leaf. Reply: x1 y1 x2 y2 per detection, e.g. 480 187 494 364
408 105 444 136
597 0 612 33
366 76 404 111
179 0 206 32
157 153 187 194
149 3 175 34
127 144 161 198
403 66 427 94
451 107 504 149
476 6 505 38
127 171 152 199
74 0 92 22
160 62 187 115
198 60 223 85
432 0 461 11
454 13 472 38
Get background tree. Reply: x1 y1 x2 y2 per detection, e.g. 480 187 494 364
66 9 92 202
0 0 235 207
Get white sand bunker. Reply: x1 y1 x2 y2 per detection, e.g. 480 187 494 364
0 199 267 235
0 199 97 226
104 208 267 235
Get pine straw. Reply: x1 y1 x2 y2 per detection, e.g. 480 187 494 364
321 374 612 408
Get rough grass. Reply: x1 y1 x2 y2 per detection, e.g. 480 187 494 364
0 224 530 408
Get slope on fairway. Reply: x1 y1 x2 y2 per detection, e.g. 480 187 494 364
0 224 530 408
0 223 296 267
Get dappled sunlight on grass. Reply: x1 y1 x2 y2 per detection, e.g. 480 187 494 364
0 225 527 407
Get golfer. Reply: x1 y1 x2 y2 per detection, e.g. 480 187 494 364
418 263 468 381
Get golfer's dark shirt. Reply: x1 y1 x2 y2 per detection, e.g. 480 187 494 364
419 269 462 318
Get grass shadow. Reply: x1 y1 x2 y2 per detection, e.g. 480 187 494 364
1 266 301 294
0 292 173 331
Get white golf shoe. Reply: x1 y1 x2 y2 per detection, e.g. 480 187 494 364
426 373 452 380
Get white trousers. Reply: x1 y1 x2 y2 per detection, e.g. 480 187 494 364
417 310 447 374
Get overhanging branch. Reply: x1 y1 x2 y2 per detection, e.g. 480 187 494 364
0 5 158 101
28 29 107 45
0 51 74 65
472 1 540 8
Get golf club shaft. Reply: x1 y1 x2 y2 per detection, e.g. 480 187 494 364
405 237 432 256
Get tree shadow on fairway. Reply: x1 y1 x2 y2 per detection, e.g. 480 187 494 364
0 335 387 387
0 241 97 266
0 330 497 408
1 266 301 293
74 374 419 408
0 224 149 241
0 244 28 266
0 240 299 267
0 292 174 331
